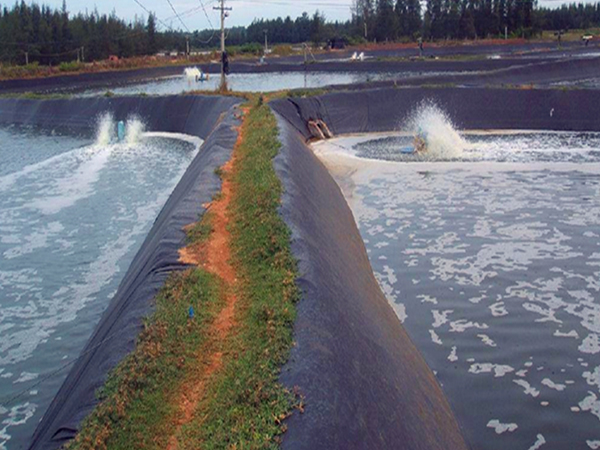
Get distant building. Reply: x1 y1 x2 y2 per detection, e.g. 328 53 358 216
189 51 213 56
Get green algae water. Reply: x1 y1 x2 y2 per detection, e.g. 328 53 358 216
0 121 201 449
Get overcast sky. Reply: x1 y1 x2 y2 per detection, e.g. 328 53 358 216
17 0 353 30
18 0 582 31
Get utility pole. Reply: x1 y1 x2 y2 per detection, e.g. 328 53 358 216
25 52 29 65
81 46 85 62
264 29 268 55
186 37 190 60
213 0 232 91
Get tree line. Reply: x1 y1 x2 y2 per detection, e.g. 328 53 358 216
1 0 600 66
352 0 600 41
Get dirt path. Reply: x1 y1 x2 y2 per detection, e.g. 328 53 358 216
167 119 244 450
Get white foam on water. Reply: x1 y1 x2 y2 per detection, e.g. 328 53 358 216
429 329 443 345
579 392 600 421
583 366 600 389
528 434 547 450
144 132 204 148
3 222 64 260
489 302 508 317
13 372 38 384
29 144 112 215
418 294 438 305
432 309 453 328
588 440 600 449
469 363 515 377
513 379 541 398
487 419 518 434
0 403 36 450
554 330 579 338
541 378 567 391
0 146 90 193
478 334 497 347
449 319 488 333
580 334 600 355
448 346 458 362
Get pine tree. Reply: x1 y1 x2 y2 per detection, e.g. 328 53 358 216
395 0 408 36
458 0 477 38
147 13 157 55
405 0 423 37
310 10 326 45
376 0 398 41
444 0 460 38
424 0 444 39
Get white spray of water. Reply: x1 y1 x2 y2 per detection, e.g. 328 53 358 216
404 102 466 160
184 67 201 78
95 112 114 146
94 113 146 146
125 116 146 145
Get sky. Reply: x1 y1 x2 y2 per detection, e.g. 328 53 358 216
21 0 354 30
17 0 587 31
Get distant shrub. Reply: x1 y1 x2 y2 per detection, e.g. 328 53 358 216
347 36 367 46
0 62 48 79
239 43 263 55
272 44 293 56
58 61 84 72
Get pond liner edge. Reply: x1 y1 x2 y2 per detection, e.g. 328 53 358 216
4 95 243 450
271 106 471 450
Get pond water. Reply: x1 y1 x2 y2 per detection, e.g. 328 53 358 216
79 70 468 96
0 121 201 449
313 127 600 450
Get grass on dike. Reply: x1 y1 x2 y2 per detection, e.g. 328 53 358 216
68 100 300 450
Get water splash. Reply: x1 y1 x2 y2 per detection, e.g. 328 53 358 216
125 116 146 145
403 102 466 160
95 113 114 146
95 113 146 146
184 67 201 79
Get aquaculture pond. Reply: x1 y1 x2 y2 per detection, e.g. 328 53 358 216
79 70 469 96
313 113 600 449
0 120 201 449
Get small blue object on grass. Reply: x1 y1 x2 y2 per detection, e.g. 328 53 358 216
189 306 195 319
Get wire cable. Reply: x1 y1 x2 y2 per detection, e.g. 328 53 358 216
132 0 174 31
196 0 218 44
165 0 191 32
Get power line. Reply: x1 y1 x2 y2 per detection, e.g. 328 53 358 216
228 0 353 8
199 0 217 29
132 0 174 31
0 3 206 48
196 0 218 44
165 0 191 32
